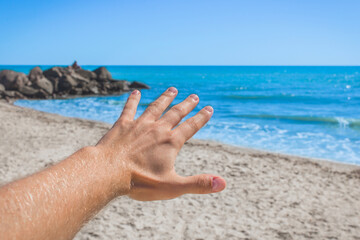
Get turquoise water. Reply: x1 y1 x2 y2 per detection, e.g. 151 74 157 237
3 65 360 164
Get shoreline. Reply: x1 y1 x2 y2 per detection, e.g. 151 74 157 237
1 101 359 239
10 99 360 168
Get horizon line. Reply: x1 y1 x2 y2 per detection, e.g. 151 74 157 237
0 64 359 67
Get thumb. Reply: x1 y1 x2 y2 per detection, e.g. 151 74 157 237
181 174 226 194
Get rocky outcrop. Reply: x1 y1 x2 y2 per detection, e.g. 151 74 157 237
34 77 53 94
93 67 112 81
28 66 43 81
129 81 150 89
0 63 150 101
0 70 30 90
75 68 97 80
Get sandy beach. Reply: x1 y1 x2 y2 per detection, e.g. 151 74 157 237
0 101 359 240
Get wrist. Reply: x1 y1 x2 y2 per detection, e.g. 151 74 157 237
86 145 132 197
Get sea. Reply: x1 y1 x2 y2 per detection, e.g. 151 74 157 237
3 66 360 165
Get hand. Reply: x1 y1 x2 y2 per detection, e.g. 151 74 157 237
95 87 226 201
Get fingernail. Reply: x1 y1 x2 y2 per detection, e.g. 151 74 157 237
131 89 140 95
205 106 213 113
212 177 223 192
190 94 199 101
167 87 177 94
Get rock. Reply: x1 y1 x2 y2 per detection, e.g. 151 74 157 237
110 80 130 92
0 64 150 100
35 89 49 99
49 78 59 92
28 67 43 82
2 90 16 98
34 77 53 94
19 86 39 97
70 72 90 84
71 61 81 70
0 70 30 90
88 86 99 95
58 75 77 91
43 67 65 79
44 67 89 88
100 81 110 91
70 88 83 95
93 67 111 81
84 80 100 95
3 90 25 98
129 81 150 89
75 68 97 80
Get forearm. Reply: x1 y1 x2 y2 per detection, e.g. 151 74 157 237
0 146 130 240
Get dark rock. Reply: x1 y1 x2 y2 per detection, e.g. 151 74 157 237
2 90 16 98
100 81 111 91
44 67 88 87
15 91 25 98
35 89 49 99
19 86 39 97
71 61 81 70
93 67 111 81
43 67 66 79
70 88 83 95
88 86 99 95
28 67 43 82
70 72 90 84
0 70 30 90
58 75 77 92
3 90 26 98
75 68 97 80
84 80 100 95
34 77 53 94
129 81 150 89
49 78 59 93
110 80 130 92
0 64 149 100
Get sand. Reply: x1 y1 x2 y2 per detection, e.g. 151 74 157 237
0 101 359 240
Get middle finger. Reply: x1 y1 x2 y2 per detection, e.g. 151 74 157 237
159 94 199 128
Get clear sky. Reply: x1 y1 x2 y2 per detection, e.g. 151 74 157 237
0 0 359 65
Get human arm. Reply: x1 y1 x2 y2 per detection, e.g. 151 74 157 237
0 87 226 240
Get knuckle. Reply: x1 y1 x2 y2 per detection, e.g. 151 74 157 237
171 105 184 117
199 110 209 118
116 118 130 127
151 123 166 136
147 102 161 116
168 132 181 146
148 101 161 109
195 176 211 193
187 118 200 131
133 123 144 137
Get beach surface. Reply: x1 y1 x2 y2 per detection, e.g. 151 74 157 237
0 101 359 240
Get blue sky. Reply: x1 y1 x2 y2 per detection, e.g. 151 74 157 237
0 0 359 65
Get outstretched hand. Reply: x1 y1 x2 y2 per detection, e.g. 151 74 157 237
96 87 226 201
0 87 226 240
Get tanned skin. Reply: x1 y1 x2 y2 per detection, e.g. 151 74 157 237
0 87 226 240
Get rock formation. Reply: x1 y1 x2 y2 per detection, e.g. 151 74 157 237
0 63 150 101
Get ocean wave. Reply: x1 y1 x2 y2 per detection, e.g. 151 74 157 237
225 95 297 100
235 114 360 129
224 95 359 102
